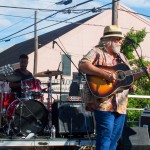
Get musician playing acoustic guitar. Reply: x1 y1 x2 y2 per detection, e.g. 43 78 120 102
79 25 150 150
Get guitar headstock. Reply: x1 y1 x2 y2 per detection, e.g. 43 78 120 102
1 64 14 76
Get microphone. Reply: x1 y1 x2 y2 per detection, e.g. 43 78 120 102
126 36 139 45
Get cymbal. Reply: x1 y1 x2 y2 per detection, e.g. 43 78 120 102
41 82 59 85
34 70 63 77
0 73 21 82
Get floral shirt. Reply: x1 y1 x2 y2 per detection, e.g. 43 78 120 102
79 47 130 114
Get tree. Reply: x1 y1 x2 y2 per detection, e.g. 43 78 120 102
121 28 150 126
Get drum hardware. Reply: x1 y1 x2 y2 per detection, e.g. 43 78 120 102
18 102 23 135
6 119 13 136
30 70 64 131
34 69 63 107
0 82 5 113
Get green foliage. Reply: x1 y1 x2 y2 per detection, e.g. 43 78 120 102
121 28 150 127
121 28 146 59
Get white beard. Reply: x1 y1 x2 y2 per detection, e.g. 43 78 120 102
111 42 121 54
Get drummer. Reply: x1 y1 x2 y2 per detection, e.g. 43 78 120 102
9 54 33 98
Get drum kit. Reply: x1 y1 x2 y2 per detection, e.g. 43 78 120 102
0 69 63 137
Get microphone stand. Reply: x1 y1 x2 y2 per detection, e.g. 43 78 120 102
53 41 79 72
60 74 63 102
53 41 85 78
130 42 150 81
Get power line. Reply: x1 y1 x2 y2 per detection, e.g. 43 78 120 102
0 0 93 41
3 11 93 42
0 5 58 12
0 0 93 12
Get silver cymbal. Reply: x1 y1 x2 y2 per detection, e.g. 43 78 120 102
34 70 63 77
0 73 21 82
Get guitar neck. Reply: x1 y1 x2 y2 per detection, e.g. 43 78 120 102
126 67 145 76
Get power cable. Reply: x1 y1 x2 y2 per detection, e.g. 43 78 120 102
0 12 59 41
0 5 58 12
0 0 116 41
3 11 93 42
0 0 93 12
0 1 57 33
2 7 150 42
0 0 93 41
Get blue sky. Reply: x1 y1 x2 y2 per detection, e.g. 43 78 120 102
0 0 149 52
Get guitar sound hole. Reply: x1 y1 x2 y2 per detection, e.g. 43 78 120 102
116 71 126 80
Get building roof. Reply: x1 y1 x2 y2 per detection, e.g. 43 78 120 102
0 14 98 66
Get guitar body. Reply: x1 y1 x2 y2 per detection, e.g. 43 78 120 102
86 63 134 98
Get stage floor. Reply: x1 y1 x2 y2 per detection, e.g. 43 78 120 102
0 134 96 150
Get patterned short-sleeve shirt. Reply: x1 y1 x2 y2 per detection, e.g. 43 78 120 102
80 47 130 114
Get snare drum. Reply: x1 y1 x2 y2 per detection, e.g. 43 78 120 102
0 92 16 112
22 78 42 96
6 99 48 135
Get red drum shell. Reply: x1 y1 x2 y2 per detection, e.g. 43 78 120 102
22 78 41 94
0 92 16 111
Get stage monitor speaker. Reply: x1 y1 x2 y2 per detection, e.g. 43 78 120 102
52 101 94 136
121 126 150 150
140 110 150 136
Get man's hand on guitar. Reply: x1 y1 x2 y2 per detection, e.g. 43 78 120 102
129 85 137 93
146 64 150 73
105 72 116 83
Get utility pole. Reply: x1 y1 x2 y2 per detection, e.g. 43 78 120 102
112 0 118 25
33 11 38 75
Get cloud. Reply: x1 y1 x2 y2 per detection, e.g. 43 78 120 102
122 0 150 8
0 16 11 27
0 0 149 50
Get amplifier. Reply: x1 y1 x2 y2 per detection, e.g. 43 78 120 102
52 101 94 136
140 110 150 136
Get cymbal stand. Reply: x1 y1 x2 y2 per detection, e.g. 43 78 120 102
47 75 53 127
60 74 63 102
21 80 29 99
0 82 5 128
0 82 5 113
47 75 53 111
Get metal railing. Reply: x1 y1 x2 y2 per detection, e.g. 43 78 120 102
127 94 150 126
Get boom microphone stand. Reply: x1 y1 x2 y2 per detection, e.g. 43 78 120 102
53 41 85 101
53 41 79 72
127 38 150 81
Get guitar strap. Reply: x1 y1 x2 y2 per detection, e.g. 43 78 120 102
116 53 130 67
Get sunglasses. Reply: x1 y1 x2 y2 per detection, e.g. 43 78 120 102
111 37 122 41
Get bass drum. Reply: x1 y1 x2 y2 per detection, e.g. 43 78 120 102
6 99 48 135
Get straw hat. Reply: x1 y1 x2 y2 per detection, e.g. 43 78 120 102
102 25 124 38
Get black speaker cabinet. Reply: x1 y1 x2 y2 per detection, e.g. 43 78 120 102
121 126 150 150
52 101 94 136
140 110 150 136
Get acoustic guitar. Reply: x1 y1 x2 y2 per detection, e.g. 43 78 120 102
86 63 149 98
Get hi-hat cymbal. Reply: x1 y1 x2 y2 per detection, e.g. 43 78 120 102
34 70 63 77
